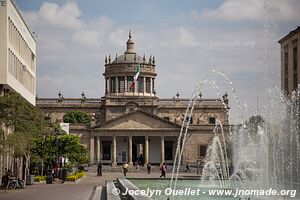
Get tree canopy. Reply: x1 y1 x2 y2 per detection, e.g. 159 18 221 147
63 110 91 124
0 92 46 179
31 134 88 167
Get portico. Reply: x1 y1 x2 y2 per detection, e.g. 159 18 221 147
89 110 180 166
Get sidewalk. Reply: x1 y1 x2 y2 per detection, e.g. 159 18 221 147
0 167 199 200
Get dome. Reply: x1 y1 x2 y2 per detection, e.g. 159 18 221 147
105 31 155 66
112 53 143 64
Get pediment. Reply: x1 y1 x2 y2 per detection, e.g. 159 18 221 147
98 110 179 130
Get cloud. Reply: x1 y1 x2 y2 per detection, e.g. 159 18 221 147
20 0 295 123
201 0 300 22
38 1 83 29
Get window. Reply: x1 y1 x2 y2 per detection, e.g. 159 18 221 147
118 77 125 93
293 40 298 91
127 76 134 92
138 77 144 93
152 78 155 92
110 77 116 93
199 145 207 157
209 117 216 124
284 45 289 93
185 117 193 124
146 77 151 93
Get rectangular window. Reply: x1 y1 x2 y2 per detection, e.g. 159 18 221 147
127 76 134 92
138 77 144 93
110 77 116 93
293 41 298 91
146 77 151 93
284 45 289 93
118 77 125 93
152 78 155 93
199 145 207 157
209 117 216 124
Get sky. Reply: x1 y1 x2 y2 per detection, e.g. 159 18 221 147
15 0 300 123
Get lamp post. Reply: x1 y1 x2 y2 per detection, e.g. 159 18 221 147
55 128 61 180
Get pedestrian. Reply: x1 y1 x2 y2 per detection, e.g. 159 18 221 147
136 162 140 173
123 163 128 177
159 162 167 178
185 162 190 173
97 161 103 176
147 162 151 174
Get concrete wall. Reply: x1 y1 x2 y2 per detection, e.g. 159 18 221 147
0 0 36 105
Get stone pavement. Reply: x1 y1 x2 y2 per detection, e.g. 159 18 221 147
0 167 199 200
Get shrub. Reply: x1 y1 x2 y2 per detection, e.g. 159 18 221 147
66 171 85 182
34 176 46 182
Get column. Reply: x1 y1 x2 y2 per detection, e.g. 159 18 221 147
128 136 133 165
145 136 149 165
150 78 153 96
90 136 95 164
161 136 165 164
97 136 101 162
125 76 128 92
112 136 117 167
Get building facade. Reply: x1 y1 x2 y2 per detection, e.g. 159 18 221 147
0 0 36 181
279 27 300 95
37 32 229 166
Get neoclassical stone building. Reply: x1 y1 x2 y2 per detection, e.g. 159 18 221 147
36 32 229 166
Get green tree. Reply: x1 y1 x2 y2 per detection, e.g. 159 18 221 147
0 92 46 182
31 134 88 173
63 110 91 124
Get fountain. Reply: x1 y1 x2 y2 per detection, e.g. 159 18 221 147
166 75 299 199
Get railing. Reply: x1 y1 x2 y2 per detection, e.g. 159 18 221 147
36 98 103 105
158 98 224 107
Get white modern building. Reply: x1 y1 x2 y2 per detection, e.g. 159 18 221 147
0 0 36 182
0 0 36 105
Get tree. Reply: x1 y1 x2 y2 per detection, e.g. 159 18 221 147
245 115 265 139
0 92 46 182
63 110 91 124
31 134 88 174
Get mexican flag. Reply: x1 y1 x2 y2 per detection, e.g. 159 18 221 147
129 63 140 90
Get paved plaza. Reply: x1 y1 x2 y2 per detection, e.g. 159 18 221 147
0 167 198 200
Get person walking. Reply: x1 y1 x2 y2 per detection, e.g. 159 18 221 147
159 162 167 178
97 161 103 176
147 162 151 174
123 163 128 177
185 162 190 173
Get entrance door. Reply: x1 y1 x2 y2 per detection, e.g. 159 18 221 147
132 144 137 163
102 141 112 161
165 141 174 160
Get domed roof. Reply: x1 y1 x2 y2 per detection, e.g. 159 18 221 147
105 31 155 65
112 53 143 64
